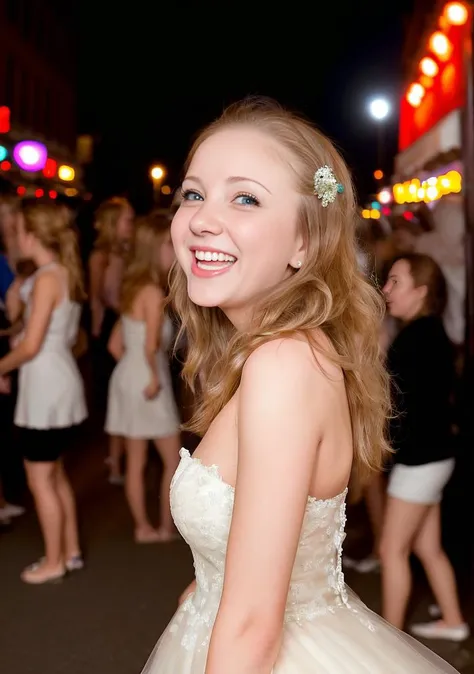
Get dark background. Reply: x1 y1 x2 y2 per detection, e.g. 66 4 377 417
78 1 416 210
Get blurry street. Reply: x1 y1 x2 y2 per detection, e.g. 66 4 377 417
1 419 473 674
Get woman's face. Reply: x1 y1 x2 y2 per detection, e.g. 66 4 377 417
16 214 35 258
383 259 427 321
171 127 304 328
116 206 134 241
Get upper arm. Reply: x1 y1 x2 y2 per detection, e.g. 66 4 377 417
22 274 58 355
218 339 331 633
89 251 106 303
143 286 164 354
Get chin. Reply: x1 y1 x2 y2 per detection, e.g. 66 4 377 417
186 282 225 309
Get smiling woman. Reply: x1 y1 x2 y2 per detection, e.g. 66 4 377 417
140 98 460 674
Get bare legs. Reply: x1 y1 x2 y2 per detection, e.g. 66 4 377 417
364 472 386 558
412 505 464 627
107 434 125 483
380 497 464 629
22 459 81 583
124 433 181 543
124 438 157 542
153 434 181 538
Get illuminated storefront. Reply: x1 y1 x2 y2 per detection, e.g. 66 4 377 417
0 105 82 200
393 2 470 209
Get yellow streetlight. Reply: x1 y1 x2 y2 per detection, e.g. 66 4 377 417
58 165 75 181
150 165 165 181
150 165 166 205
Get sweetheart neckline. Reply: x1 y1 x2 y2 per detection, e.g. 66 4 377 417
178 448 348 506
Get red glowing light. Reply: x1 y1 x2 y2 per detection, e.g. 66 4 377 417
49 190 57 199
43 158 57 178
35 188 44 198
381 206 391 216
0 107 10 133
0 160 11 171
17 186 26 196
403 211 414 221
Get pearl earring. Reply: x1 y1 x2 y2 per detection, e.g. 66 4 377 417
296 261 302 268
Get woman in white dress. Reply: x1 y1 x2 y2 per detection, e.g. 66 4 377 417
0 203 87 584
89 197 134 484
106 213 181 543
140 98 461 673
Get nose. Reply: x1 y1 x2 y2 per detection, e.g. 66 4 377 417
188 202 224 238
382 281 391 298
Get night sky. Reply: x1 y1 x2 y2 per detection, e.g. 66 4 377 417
78 1 415 211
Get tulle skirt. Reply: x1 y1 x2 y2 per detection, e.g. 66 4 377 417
141 588 459 673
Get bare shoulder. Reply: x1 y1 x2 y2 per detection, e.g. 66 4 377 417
33 269 60 295
140 283 164 304
242 332 343 392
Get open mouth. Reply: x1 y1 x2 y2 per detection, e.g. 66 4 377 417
192 248 237 271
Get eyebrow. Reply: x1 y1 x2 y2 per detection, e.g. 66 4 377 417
184 175 272 194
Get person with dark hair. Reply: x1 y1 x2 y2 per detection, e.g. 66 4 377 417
380 253 468 641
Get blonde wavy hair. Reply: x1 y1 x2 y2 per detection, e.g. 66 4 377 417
23 203 86 302
93 197 132 253
120 212 170 313
170 98 391 483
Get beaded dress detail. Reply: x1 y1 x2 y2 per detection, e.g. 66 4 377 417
142 449 459 673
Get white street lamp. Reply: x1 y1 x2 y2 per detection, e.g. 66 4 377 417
368 98 391 122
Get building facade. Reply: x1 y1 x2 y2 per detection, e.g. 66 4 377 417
0 0 82 197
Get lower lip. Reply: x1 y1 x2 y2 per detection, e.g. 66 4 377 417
191 257 236 278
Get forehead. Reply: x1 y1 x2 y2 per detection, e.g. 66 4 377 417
188 127 297 190
390 259 411 278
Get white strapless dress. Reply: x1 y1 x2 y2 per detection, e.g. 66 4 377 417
141 449 460 673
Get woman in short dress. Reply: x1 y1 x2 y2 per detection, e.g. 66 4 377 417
89 197 134 483
106 213 180 543
0 203 87 583
380 253 468 641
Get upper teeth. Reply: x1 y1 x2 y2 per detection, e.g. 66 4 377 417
195 250 236 262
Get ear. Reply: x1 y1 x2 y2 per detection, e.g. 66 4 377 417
289 232 307 270
416 284 428 303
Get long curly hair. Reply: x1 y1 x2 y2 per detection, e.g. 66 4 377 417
23 203 86 302
120 213 170 313
170 97 391 483
93 197 132 254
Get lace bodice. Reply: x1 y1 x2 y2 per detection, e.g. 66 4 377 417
168 448 364 654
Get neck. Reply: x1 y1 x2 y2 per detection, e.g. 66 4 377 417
33 248 57 268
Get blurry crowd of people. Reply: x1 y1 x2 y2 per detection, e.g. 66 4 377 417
347 195 469 641
0 186 470 641
0 193 185 583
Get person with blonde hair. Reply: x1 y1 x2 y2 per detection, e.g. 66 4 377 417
88 196 134 483
0 203 87 584
106 213 180 543
141 98 460 673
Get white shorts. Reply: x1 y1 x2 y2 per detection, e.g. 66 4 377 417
387 459 455 505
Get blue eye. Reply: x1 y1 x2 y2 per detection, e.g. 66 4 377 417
181 189 203 202
234 193 260 207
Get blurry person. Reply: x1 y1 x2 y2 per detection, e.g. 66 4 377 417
0 194 21 304
106 214 180 543
0 204 87 583
380 253 468 641
88 197 134 483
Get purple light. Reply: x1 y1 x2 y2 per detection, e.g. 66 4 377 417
13 140 47 172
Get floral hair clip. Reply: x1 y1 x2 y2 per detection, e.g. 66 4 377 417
313 165 344 207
